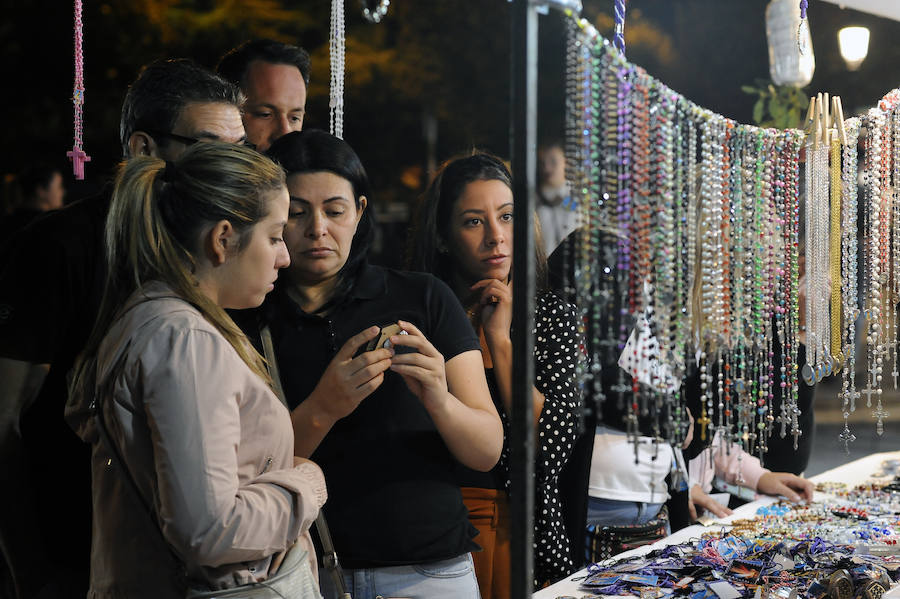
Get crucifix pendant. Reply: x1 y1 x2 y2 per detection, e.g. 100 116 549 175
697 408 711 442
838 423 856 455
862 385 877 409
873 399 888 436
67 147 91 180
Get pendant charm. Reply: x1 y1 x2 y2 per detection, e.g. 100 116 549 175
802 363 815 386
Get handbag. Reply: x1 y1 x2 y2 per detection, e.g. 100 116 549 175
260 325 351 599
585 505 669 563
92 340 323 598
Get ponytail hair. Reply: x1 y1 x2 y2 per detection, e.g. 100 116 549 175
72 142 286 398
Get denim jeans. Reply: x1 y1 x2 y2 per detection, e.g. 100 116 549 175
319 553 481 599
584 498 670 563
585 497 666 529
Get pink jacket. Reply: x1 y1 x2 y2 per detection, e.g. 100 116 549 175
66 283 326 598
688 431 769 493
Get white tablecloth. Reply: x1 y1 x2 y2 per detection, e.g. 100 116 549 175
533 450 900 598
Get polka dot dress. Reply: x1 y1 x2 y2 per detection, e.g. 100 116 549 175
490 291 582 589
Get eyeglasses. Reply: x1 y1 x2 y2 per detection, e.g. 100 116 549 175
143 129 256 150
145 129 201 147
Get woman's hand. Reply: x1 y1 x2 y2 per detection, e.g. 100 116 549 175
304 326 393 423
688 484 733 521
756 472 814 503
469 278 512 344
388 320 449 408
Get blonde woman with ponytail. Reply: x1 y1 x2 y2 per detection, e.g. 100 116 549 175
67 142 327 598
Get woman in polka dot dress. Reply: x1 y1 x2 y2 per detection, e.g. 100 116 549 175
408 152 582 593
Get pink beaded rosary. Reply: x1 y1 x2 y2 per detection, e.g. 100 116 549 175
67 0 90 180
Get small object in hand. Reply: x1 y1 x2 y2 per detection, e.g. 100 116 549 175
366 323 415 354
488 295 499 304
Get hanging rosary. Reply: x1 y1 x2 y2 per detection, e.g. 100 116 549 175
67 0 90 180
839 118 861 453
563 12 900 458
329 0 345 139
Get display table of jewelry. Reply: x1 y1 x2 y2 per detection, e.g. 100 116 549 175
535 450 900 598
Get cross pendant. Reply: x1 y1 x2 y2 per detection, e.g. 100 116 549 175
610 382 631 396
697 410 712 442
67 147 91 180
861 386 877 408
838 424 856 455
873 400 889 436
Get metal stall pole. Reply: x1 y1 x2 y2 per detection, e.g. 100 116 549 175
509 0 538 599
509 1 538 594
509 2 582 595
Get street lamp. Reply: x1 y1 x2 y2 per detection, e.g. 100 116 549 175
838 26 870 71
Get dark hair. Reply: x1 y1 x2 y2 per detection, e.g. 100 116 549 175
217 39 311 88
265 130 374 304
119 59 243 157
19 162 61 198
408 151 548 291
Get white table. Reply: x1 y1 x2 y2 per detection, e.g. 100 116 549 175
534 450 900 598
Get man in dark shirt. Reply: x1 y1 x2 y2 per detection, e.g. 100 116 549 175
0 163 66 249
217 39 310 152
0 59 247 599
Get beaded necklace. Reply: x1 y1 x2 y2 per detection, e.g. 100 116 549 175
871 110 892 433
564 18 591 430
329 0 346 139
785 131 803 447
561 18 825 458
830 135 843 369
840 118 861 453
891 110 900 393
862 110 886 416
67 0 90 180
804 136 830 385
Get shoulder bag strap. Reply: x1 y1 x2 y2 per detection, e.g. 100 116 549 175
260 324 350 598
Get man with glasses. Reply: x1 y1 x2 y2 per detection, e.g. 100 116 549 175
0 59 245 599
217 39 310 152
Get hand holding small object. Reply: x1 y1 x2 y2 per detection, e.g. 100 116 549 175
305 326 392 422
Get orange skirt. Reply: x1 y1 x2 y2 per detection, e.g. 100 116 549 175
461 487 511 599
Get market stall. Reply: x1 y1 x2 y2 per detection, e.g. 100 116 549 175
535 451 900 598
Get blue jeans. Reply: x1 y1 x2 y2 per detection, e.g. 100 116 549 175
319 554 481 599
585 497 670 563
585 497 666 529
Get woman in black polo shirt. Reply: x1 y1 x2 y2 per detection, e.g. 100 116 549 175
408 152 582 592
254 130 502 599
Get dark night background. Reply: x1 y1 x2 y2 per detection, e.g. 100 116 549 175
3 0 900 228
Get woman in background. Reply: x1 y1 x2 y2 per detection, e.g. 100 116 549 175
409 152 581 592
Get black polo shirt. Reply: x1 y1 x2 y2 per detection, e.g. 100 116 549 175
249 264 481 568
